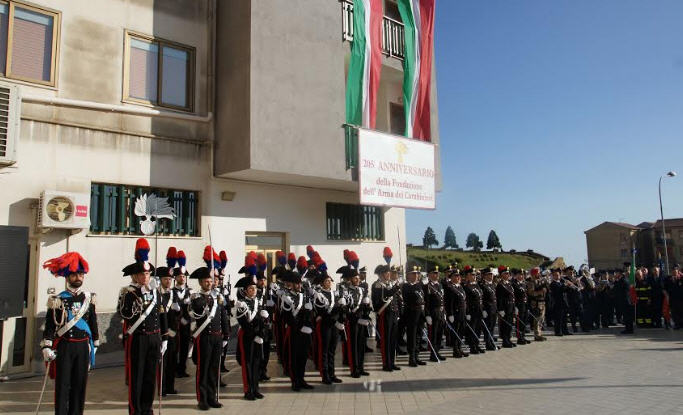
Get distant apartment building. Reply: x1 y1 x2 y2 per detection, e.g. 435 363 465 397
585 219 683 270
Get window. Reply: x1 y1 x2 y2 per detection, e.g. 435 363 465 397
89 183 199 237
0 1 59 85
327 202 384 241
384 0 401 21
390 102 405 136
124 31 194 111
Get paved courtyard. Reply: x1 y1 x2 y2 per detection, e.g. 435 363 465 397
2 326 683 414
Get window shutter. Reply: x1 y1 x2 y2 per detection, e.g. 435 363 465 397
90 184 100 232
11 7 53 82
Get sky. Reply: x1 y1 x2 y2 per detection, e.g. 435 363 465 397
406 0 683 267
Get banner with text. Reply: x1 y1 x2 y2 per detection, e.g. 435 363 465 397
358 128 436 209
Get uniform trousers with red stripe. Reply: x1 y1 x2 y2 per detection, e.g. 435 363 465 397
377 310 398 370
195 333 222 406
127 333 161 415
54 338 89 415
238 330 262 396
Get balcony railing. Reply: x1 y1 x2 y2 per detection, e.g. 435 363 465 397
341 0 405 61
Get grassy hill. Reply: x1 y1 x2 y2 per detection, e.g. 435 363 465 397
407 247 548 271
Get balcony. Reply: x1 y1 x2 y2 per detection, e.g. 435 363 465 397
341 0 406 61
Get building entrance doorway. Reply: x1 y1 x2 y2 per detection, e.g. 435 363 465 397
245 232 288 282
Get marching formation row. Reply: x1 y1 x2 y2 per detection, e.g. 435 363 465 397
41 240 626 414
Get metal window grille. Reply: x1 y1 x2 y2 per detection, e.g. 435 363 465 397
89 183 199 237
327 202 384 241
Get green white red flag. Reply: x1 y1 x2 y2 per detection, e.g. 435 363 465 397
345 0 383 129
398 0 435 141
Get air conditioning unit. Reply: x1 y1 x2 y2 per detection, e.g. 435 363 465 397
37 190 91 230
0 82 21 166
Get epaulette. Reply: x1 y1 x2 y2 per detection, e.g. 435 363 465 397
46 295 62 309
190 292 201 300
120 286 136 296
372 280 383 288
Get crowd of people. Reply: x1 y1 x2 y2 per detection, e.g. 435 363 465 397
38 239 683 414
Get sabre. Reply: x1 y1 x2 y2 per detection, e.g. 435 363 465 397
528 310 544 329
207 225 222 403
35 361 52 415
158 353 164 415
368 319 381 341
444 320 465 345
498 314 516 329
464 321 479 339
421 328 440 363
396 226 403 276
480 320 498 350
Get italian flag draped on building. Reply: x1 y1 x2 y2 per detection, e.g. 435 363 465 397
398 0 435 141
345 0 384 129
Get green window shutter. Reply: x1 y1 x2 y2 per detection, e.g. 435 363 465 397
90 184 100 233
188 192 197 236
110 186 119 233
116 185 126 234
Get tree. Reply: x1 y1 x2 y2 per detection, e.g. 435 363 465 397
487 230 502 250
444 226 459 249
423 226 439 250
466 233 483 251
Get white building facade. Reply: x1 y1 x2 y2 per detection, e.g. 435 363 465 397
0 0 439 375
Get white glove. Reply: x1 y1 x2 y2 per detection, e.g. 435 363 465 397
266 299 275 307
171 302 181 312
181 317 189 326
498 311 505 317
466 315 471 321
448 315 455 323
254 336 264 344
276 289 285 297
300 326 313 334
426 316 433 325
362 297 371 305
358 319 370 326
167 329 177 338
337 297 347 306
304 302 313 311
42 348 56 362
482 311 488 318
260 310 269 319
160 340 168 356
335 322 345 331
283 296 294 305
183 297 191 304
514 307 519 316
222 340 228 347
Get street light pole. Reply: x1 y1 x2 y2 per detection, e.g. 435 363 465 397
659 171 677 275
